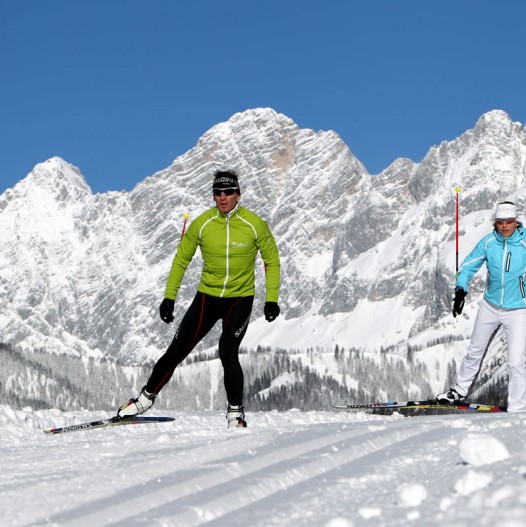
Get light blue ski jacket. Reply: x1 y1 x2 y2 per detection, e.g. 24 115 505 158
456 227 526 309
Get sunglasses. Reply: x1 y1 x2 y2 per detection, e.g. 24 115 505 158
495 218 516 225
213 188 238 196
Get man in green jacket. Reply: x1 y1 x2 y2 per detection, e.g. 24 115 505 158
117 171 281 428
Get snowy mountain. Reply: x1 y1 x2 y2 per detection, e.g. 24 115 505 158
1 108 525 409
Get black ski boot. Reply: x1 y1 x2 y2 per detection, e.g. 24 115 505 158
436 388 466 405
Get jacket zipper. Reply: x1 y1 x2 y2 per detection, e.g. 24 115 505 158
500 241 508 306
221 215 230 297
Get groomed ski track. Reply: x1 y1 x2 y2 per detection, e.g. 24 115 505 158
2 408 525 527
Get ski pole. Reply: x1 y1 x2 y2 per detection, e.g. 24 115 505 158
180 212 189 240
455 187 461 275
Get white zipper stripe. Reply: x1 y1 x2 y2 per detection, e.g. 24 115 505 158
199 211 219 240
236 214 258 239
500 240 507 306
221 215 230 297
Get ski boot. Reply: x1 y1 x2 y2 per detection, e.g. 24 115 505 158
226 404 247 429
117 386 156 418
436 387 466 405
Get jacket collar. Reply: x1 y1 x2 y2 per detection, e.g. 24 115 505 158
494 224 524 244
217 203 240 219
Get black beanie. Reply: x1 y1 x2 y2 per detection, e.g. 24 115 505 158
212 171 240 193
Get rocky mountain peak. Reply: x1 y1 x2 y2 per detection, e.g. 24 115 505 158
1 109 525 376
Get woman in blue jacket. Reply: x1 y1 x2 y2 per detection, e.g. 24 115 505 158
437 201 526 412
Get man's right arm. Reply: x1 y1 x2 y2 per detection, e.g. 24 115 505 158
164 221 199 300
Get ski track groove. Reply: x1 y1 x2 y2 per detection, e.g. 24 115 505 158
214 423 468 527
36 420 445 527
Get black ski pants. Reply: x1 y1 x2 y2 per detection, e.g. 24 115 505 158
146 292 253 406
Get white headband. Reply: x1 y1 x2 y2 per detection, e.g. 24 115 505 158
495 203 518 220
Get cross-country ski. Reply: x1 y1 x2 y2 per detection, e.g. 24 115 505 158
332 400 507 412
43 415 175 435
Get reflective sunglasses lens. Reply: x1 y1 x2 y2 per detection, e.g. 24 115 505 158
213 188 236 196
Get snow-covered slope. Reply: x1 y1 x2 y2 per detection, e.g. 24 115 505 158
1 405 525 526
1 108 525 395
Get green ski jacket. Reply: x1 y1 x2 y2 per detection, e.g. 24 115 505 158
164 205 280 302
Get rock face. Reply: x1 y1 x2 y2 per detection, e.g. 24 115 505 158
1 108 525 373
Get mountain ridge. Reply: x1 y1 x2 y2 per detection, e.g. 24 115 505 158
1 108 525 399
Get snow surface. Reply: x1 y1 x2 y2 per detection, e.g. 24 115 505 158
2 405 525 527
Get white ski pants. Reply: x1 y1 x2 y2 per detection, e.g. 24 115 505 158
455 298 526 412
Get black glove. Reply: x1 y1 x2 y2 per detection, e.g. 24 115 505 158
264 302 280 322
159 298 175 323
452 288 466 318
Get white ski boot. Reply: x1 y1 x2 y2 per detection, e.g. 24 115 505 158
226 404 247 428
117 387 156 418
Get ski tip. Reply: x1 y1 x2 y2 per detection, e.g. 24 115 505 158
43 428 58 434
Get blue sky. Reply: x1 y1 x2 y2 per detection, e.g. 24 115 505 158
1 0 525 194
